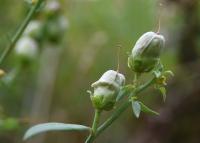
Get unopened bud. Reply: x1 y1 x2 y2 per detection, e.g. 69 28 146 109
45 16 69 43
90 70 125 111
128 32 165 73
44 0 60 16
15 37 38 60
24 21 42 40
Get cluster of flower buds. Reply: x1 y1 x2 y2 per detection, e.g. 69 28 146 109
90 31 165 111
90 70 125 111
128 32 165 73
15 0 69 61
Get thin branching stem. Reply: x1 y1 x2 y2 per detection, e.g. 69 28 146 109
0 0 44 64
85 109 101 143
85 77 156 143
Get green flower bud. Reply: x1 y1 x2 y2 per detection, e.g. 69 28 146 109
45 16 69 43
128 32 165 73
90 70 125 111
24 20 42 40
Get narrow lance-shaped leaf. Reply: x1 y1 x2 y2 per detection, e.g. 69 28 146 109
132 101 141 118
139 102 159 115
23 123 91 140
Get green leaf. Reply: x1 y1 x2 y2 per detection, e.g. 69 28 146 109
159 87 166 102
132 101 141 118
116 85 134 102
139 102 159 115
23 123 91 140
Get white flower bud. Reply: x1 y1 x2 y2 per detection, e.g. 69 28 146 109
92 70 125 90
128 31 165 73
44 0 60 14
15 37 38 60
91 70 125 111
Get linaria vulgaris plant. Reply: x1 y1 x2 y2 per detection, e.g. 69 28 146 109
23 28 173 142
0 0 174 142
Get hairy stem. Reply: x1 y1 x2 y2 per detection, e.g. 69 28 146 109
86 77 156 143
0 0 44 64
85 109 101 143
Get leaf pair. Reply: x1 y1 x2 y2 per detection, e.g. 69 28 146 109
23 123 91 140
131 101 159 118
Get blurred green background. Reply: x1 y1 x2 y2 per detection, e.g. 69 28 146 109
0 0 200 143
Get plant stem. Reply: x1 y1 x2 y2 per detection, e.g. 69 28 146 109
92 109 101 133
0 0 44 65
85 109 101 143
96 100 130 137
86 77 156 143
134 72 140 87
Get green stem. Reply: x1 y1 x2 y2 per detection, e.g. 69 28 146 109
86 77 156 142
92 109 101 133
85 109 101 143
0 0 44 65
96 101 130 137
134 72 140 87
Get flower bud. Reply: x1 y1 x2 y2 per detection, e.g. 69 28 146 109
24 20 42 40
45 16 69 43
90 70 125 111
128 32 165 73
44 0 61 17
15 37 38 60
